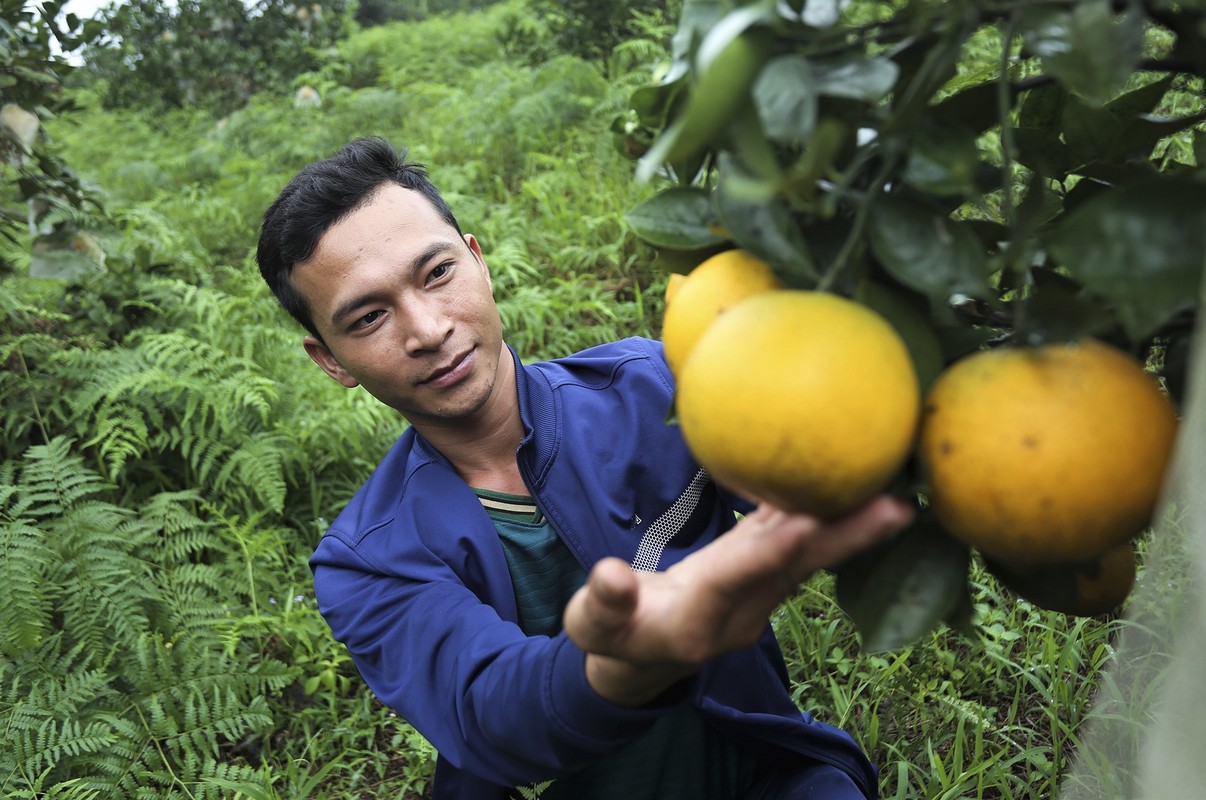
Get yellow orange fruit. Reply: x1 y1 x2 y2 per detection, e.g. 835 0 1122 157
919 338 1178 563
661 249 783 376
664 272 687 305
676 290 920 519
986 542 1137 617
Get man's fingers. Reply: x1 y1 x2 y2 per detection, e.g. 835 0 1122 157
563 557 638 653
565 497 914 666
787 495 915 578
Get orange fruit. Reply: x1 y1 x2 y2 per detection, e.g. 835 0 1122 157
676 290 920 518
664 272 687 305
661 249 783 376
919 338 1178 563
985 542 1137 617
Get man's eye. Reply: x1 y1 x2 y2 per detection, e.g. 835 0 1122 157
428 263 451 283
355 310 384 329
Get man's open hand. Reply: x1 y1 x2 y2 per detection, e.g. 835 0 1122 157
563 496 913 706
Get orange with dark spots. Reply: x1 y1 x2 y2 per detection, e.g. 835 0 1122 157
918 338 1178 563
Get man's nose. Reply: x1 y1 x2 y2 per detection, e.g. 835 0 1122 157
403 299 452 353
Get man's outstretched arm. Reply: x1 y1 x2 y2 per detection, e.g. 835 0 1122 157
563 496 914 707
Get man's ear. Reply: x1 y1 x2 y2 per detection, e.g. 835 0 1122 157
464 233 492 293
303 336 360 388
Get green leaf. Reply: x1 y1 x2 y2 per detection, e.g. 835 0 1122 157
611 111 654 160
1063 177 1112 213
813 56 898 103
624 187 726 250
753 55 818 142
722 97 782 181
998 171 1058 276
628 80 683 129
1060 95 1122 168
1046 178 1206 340
835 520 971 653
781 118 853 203
930 79 1004 135
636 20 774 181
854 279 946 393
1106 112 1206 163
882 25 970 134
670 0 728 62
1105 75 1174 120
1017 81 1067 130
1013 127 1073 178
1021 1 1144 106
901 117 980 197
1017 267 1120 346
866 194 992 302
1195 129 1206 167
653 243 731 277
715 155 817 285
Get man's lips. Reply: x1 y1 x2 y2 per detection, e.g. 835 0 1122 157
420 348 473 386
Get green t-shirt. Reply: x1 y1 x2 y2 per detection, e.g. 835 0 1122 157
474 489 758 800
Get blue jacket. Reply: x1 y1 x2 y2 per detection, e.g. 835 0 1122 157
310 337 878 799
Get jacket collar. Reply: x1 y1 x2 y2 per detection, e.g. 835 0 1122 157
511 343 558 490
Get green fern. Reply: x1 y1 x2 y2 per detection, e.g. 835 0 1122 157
54 503 155 661
8 438 111 518
0 440 290 799
515 779 556 799
8 718 119 781
0 518 54 652
53 330 294 513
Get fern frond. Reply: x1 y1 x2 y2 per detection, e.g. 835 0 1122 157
2 777 105 800
190 760 272 800
0 519 56 652
181 434 233 489
170 687 272 762
7 718 118 781
11 438 109 518
138 490 214 562
0 305 95 449
137 331 278 425
214 431 290 515
0 460 17 511
125 632 270 709
53 501 155 661
248 657 296 695
154 580 227 647
82 404 151 480
141 272 300 373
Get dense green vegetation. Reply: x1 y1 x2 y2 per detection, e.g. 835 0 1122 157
1 0 1196 797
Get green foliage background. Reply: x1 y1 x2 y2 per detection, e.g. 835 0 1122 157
3 3 670 796
0 0 1198 798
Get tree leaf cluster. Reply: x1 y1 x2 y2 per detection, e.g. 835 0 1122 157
619 0 1206 650
527 0 683 65
80 0 350 115
1 1 105 277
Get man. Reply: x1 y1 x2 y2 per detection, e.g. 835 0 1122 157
256 136 911 799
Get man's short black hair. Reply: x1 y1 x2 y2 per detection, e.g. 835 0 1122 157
256 136 464 338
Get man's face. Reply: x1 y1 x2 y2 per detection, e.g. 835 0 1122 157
292 183 507 427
